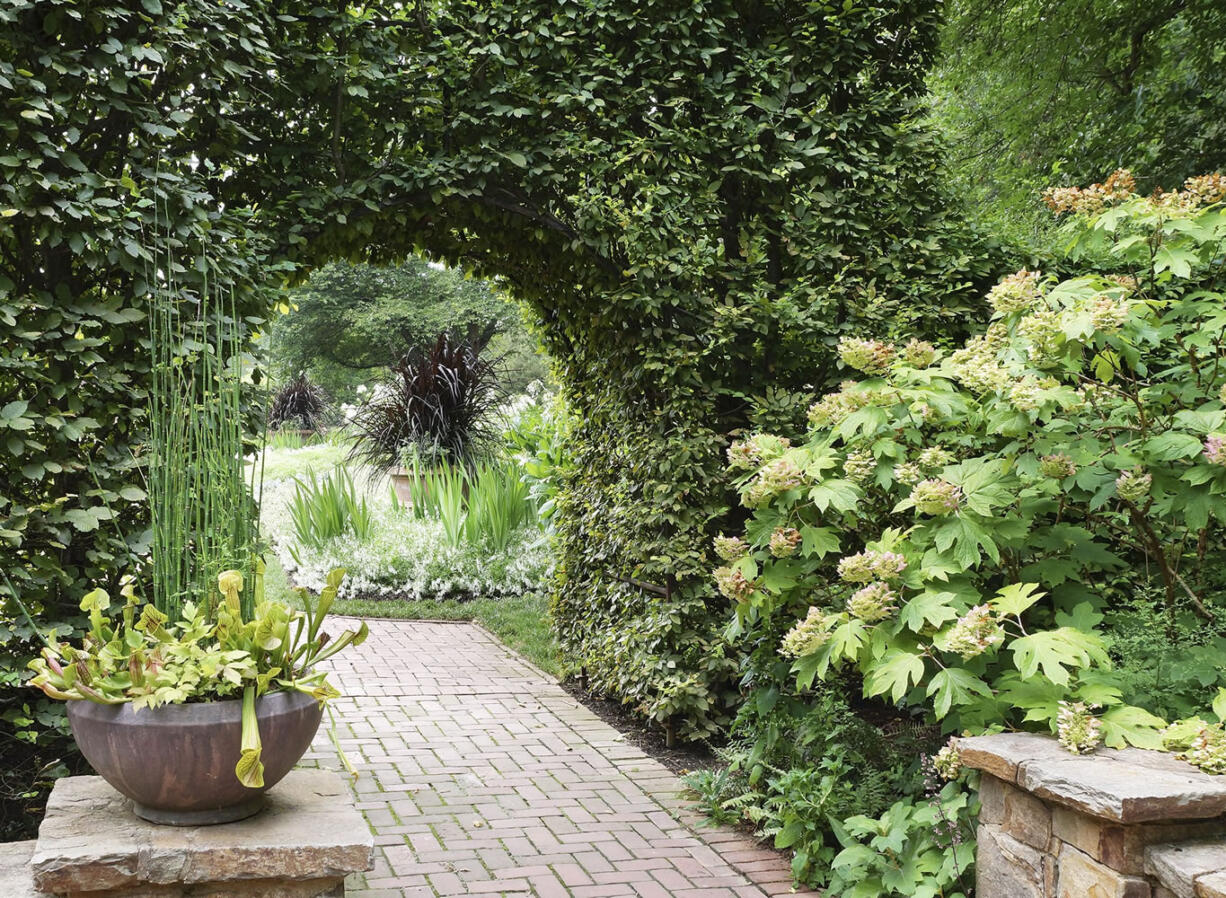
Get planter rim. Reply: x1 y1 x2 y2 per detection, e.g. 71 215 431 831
67 689 317 725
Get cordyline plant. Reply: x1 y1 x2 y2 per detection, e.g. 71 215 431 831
267 372 330 433
721 171 1226 765
348 328 503 476
27 567 367 788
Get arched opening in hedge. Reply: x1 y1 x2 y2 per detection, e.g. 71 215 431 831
2 0 998 738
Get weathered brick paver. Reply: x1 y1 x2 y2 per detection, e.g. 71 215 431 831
304 619 819 897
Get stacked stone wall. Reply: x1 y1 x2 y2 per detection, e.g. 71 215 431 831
962 733 1226 898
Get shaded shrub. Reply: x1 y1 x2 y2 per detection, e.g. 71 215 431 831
268 373 330 433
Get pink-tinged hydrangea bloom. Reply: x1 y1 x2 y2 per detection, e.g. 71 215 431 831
846 582 898 623
714 567 755 602
779 607 834 659
911 479 962 515
769 527 802 558
1039 453 1077 479
1204 434 1226 467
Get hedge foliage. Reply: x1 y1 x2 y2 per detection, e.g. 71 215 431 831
2 0 999 743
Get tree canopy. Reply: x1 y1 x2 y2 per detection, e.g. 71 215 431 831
931 0 1226 242
266 260 546 401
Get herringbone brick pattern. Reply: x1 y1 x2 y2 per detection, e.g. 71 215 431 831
304 618 820 897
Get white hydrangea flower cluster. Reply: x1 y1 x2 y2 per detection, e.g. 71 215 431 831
842 448 876 483
727 433 791 470
742 456 806 508
1017 307 1064 360
917 446 953 469
949 336 1011 393
901 338 937 368
1088 294 1131 332
933 740 963 781
1115 468 1152 503
808 383 873 429
779 606 835 659
837 549 907 583
838 337 895 375
1056 701 1103 755
911 479 962 515
987 269 1043 316
894 462 924 485
846 582 898 622
942 605 1004 659
713 535 749 562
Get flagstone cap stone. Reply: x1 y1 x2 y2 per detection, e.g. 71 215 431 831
1145 840 1226 897
959 732 1226 824
0 840 48 898
30 770 373 895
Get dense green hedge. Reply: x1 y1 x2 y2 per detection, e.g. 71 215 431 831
2 0 1000 748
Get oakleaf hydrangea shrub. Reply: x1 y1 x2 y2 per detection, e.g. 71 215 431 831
708 175 1226 893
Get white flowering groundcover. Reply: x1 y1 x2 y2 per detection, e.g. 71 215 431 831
258 461 551 601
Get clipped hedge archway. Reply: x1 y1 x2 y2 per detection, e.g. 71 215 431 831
2 0 998 737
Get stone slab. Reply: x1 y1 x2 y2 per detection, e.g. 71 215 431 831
1197 871 1226 898
961 734 1226 823
976 823 1052 898
1145 841 1226 898
31 771 373 894
959 733 1072 783
1058 842 1150 898
1020 755 1226 823
0 839 49 898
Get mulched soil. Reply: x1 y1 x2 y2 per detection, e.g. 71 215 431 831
561 679 718 777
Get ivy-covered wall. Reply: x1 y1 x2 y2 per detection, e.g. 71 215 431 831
2 0 1000 741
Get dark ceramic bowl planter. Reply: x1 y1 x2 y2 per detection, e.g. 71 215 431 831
67 690 323 826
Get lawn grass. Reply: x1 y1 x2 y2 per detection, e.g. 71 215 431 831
263 551 561 677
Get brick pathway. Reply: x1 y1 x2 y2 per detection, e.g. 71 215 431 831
304 619 820 898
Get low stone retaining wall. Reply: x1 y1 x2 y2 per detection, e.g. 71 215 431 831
3 769 372 897
961 732 1226 898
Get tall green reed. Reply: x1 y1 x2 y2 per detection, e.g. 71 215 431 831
148 261 263 620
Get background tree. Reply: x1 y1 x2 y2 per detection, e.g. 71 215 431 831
931 0 1226 244
267 260 549 402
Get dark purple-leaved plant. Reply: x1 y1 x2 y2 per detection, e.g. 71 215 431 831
349 329 503 475
267 372 330 432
